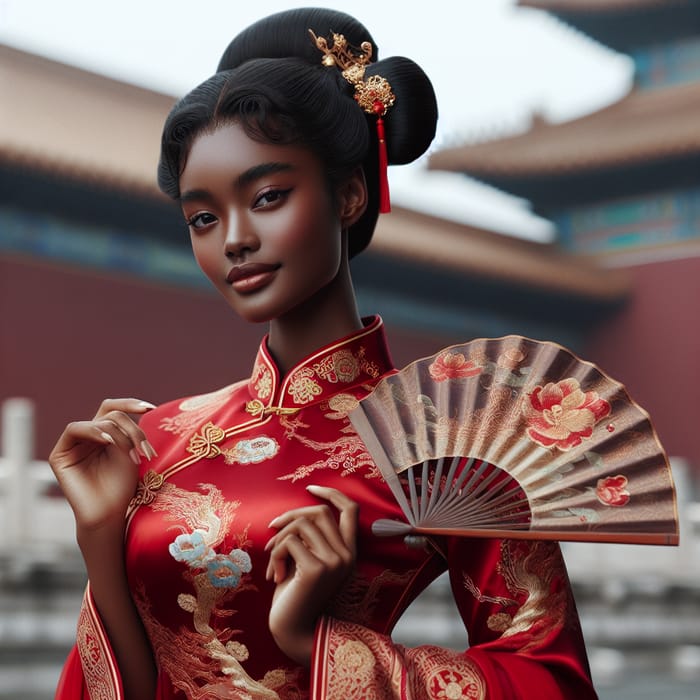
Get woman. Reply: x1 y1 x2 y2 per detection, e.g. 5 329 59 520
50 8 597 699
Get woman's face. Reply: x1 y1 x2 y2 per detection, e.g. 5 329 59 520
179 122 364 325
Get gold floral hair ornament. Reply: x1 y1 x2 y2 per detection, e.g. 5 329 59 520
309 29 395 213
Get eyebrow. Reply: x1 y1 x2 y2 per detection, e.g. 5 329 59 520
180 161 295 203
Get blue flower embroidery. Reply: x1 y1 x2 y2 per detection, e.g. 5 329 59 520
169 530 210 566
206 549 252 589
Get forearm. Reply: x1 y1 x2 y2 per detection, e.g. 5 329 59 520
78 525 157 700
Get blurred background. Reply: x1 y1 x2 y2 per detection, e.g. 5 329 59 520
0 0 698 697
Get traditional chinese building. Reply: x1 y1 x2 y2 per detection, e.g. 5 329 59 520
428 0 700 471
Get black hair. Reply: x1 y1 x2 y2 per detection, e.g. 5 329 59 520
158 8 438 256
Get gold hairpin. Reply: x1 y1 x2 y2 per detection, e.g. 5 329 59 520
309 30 395 117
309 28 394 212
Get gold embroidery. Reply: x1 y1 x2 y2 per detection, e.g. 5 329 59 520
255 367 273 399
288 367 323 404
130 470 165 508
412 645 486 699
186 422 226 458
326 393 361 419
464 540 570 652
77 593 119 700
142 484 291 697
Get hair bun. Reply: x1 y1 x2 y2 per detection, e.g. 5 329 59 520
366 56 438 165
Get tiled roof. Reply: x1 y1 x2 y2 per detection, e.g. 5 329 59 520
429 82 700 178
519 0 691 12
0 43 175 198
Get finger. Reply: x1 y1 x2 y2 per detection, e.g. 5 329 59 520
99 411 157 460
94 398 156 420
53 420 120 453
306 485 359 553
266 531 330 584
49 420 138 470
268 505 348 557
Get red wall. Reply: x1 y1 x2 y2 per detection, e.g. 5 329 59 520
584 256 699 472
1 255 446 459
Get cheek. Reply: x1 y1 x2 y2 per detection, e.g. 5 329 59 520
190 236 219 282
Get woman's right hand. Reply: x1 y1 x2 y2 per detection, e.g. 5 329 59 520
48 398 158 535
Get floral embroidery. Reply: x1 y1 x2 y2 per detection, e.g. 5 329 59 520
169 530 212 565
131 469 164 507
596 474 630 506
255 367 273 399
223 436 280 465
205 549 252 588
287 367 323 404
325 393 361 420
524 377 611 451
429 351 483 382
186 421 227 458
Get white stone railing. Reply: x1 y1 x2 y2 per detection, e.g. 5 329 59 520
0 398 79 579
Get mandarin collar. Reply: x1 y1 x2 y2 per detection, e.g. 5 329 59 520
246 316 392 413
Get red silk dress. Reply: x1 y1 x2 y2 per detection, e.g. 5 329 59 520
55 316 597 699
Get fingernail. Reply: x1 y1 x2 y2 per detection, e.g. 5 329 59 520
306 484 323 493
129 448 141 466
141 440 158 460
138 401 157 410
100 432 115 444
268 517 280 528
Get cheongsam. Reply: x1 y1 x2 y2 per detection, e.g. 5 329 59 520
55 316 597 699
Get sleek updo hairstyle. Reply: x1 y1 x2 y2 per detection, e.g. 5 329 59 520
158 8 438 256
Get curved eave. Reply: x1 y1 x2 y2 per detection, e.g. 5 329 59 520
428 82 700 203
371 206 630 303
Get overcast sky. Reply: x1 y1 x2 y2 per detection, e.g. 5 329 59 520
0 0 633 240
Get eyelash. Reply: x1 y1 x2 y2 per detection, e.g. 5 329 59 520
185 212 217 229
254 188 292 209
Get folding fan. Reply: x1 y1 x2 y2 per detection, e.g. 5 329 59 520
349 336 679 546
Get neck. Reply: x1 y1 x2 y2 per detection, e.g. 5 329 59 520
267 261 363 376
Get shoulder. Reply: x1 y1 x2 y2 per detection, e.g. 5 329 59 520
139 379 248 443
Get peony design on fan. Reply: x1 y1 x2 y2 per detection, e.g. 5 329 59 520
428 352 483 382
523 378 612 451
596 475 631 507
349 335 679 546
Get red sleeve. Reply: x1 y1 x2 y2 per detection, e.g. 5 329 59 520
311 537 597 699
54 585 125 700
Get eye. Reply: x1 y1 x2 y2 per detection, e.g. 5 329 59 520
185 212 218 230
253 188 292 209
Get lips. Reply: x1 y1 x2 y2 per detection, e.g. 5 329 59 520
226 262 280 293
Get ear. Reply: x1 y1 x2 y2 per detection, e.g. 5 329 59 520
336 167 368 229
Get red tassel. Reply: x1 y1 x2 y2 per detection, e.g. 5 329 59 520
375 114 391 213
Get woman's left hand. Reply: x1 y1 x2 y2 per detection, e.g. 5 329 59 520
265 485 358 666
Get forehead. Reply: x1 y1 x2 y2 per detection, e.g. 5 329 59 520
180 122 324 190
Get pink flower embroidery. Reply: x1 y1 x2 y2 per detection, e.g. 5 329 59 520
428 352 482 382
596 475 630 507
524 378 611 451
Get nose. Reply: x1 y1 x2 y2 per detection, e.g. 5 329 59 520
224 211 259 259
